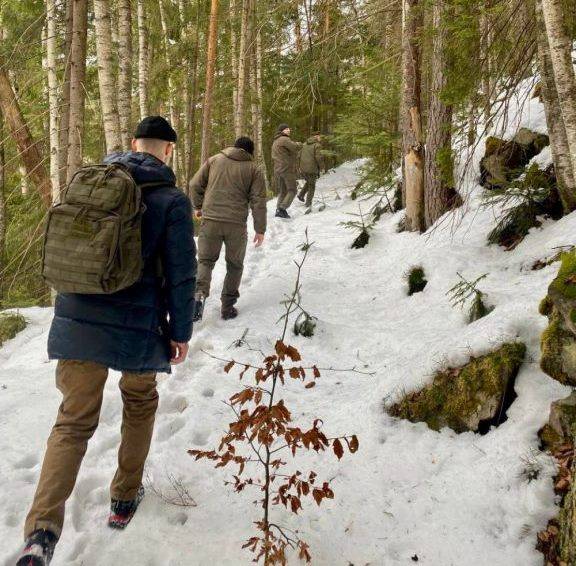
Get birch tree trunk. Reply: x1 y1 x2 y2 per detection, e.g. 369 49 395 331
0 69 51 206
401 0 425 232
94 0 122 153
200 0 219 163
235 0 251 137
46 0 60 201
66 0 88 183
536 0 576 212
137 0 149 119
541 0 576 182
117 0 133 149
58 0 73 186
424 0 455 228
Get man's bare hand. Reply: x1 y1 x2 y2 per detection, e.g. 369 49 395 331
194 209 202 219
170 341 189 364
254 233 265 247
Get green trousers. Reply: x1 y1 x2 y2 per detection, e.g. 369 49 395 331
276 173 298 210
298 173 318 207
25 360 158 539
196 220 248 310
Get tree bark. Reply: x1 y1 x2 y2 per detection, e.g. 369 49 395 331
117 0 133 149
541 0 576 183
58 0 74 187
0 69 51 206
66 0 88 183
536 0 576 212
94 0 122 153
0 116 4 296
46 0 60 201
231 0 239 131
424 0 455 228
137 0 149 119
186 3 201 186
401 0 425 232
200 0 219 163
235 0 251 137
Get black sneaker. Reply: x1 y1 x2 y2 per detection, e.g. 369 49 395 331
221 306 238 320
275 208 290 219
108 486 145 530
16 529 58 566
193 291 206 322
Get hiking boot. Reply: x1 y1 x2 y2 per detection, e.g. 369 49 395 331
108 486 145 530
16 529 58 566
221 306 238 320
275 208 290 219
193 291 206 322
297 193 305 203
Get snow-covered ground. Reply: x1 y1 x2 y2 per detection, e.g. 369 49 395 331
2 92 575 564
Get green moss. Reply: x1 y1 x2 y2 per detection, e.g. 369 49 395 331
468 293 494 323
539 424 563 451
559 476 576 564
407 267 428 296
388 343 526 433
540 310 575 386
0 312 27 346
540 296 554 316
549 251 576 301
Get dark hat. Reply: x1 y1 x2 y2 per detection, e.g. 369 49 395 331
134 116 177 142
277 123 290 133
235 136 255 155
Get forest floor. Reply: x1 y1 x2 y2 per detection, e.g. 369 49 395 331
1 93 575 564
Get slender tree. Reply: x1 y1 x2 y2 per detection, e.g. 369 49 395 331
235 0 251 137
117 0 133 149
424 0 455 228
58 0 74 186
45 0 60 200
137 0 149 119
67 0 88 182
541 0 576 183
401 0 425 232
200 0 219 163
94 0 122 153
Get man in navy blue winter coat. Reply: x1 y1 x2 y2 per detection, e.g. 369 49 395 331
17 117 196 566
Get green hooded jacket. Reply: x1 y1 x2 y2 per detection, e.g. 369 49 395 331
271 132 302 175
299 137 325 175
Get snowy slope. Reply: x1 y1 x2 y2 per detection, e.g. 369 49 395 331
1 144 575 563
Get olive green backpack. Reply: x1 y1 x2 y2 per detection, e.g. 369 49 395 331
42 163 153 294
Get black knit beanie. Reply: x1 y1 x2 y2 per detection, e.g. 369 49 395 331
134 116 177 142
277 123 290 133
235 136 255 155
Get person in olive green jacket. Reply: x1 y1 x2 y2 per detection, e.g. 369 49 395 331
271 123 302 219
297 132 325 209
190 137 267 320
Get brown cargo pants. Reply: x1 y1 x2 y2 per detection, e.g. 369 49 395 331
24 359 158 539
196 219 248 310
298 173 318 207
276 173 298 210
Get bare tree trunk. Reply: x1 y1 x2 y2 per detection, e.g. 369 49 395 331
401 0 425 232
66 0 88 183
295 0 303 54
536 0 576 212
253 15 269 189
94 0 122 153
424 0 454 228
58 0 73 186
46 0 60 201
186 4 201 186
480 1 493 127
0 115 4 295
541 0 576 181
235 0 251 137
231 0 239 130
200 0 219 163
117 0 133 149
0 69 51 206
158 0 178 178
137 0 149 119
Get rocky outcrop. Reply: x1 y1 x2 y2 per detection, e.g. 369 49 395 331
387 342 526 433
480 128 550 190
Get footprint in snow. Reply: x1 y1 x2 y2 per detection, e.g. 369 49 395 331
155 416 186 442
168 511 188 526
201 387 215 398
191 429 210 446
158 394 189 415
14 453 38 470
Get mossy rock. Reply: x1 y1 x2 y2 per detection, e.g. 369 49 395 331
546 393 576 448
0 312 27 346
407 267 427 296
388 342 526 433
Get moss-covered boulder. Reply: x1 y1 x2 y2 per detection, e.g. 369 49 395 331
540 252 576 387
541 393 576 451
0 312 27 347
388 343 526 433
